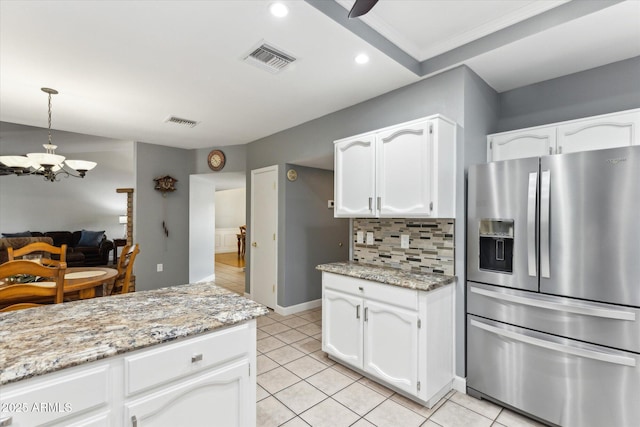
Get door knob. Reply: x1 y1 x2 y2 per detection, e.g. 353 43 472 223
338 242 343 247
252 242 258 247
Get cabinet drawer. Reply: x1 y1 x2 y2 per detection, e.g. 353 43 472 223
323 272 417 310
125 322 251 396
1 364 109 427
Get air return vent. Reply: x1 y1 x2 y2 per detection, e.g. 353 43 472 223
243 42 296 73
164 116 198 128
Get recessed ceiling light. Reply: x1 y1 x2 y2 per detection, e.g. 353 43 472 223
355 54 370 64
270 2 289 18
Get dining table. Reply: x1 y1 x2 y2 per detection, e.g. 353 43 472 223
63 266 118 300
0 266 118 306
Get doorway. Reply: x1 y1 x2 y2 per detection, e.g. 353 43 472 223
250 165 278 309
213 187 246 295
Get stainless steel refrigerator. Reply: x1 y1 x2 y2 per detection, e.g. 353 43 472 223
466 145 640 427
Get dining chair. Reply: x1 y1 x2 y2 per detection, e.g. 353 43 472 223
239 225 246 257
109 244 139 295
8 241 67 266
0 260 66 312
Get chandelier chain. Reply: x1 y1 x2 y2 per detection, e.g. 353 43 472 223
47 92 53 146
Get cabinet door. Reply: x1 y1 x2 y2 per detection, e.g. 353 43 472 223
125 359 252 427
323 289 363 368
557 110 640 154
363 300 419 395
488 127 556 161
377 121 432 216
334 134 377 217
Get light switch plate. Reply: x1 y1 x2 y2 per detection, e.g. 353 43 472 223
366 232 374 245
401 234 410 249
356 231 364 244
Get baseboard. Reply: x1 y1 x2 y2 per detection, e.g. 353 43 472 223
452 376 466 393
275 299 322 316
195 274 215 283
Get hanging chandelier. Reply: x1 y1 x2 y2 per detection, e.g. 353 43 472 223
0 88 97 182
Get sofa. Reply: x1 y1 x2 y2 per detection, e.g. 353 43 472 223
0 231 114 267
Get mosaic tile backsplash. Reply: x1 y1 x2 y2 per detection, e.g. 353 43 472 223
352 218 455 275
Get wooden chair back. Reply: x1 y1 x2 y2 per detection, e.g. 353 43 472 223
0 260 67 312
111 244 139 295
8 242 67 265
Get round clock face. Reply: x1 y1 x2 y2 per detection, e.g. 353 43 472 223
287 169 298 181
207 150 226 171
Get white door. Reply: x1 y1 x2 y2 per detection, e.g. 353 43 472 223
334 134 377 217
323 289 363 369
364 300 419 395
488 127 556 161
377 120 432 216
557 110 640 154
250 166 278 309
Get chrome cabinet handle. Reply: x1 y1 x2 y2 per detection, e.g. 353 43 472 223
368 197 373 211
364 307 368 322
540 170 551 278
192 353 203 363
132 416 137 427
377 197 381 211
0 416 13 427
527 171 538 277
358 286 363 291
356 304 360 319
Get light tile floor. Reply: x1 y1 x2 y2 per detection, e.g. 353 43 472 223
211 266 545 427
254 308 547 427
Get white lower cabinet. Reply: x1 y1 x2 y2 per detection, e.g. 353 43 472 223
0 321 256 427
124 360 250 427
322 272 453 407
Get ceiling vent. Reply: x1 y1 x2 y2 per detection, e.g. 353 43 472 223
164 116 198 128
243 42 296 73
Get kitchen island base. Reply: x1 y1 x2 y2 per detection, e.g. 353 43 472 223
1 320 257 427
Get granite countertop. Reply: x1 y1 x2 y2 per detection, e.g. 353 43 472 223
316 261 455 292
0 282 269 386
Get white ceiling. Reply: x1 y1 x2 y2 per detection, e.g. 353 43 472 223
1 0 638 150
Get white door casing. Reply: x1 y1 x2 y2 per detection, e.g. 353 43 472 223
250 165 278 309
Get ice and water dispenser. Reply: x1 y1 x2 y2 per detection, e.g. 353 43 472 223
479 219 514 273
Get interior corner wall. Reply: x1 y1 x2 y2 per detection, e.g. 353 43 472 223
460 67 500 376
282 165 349 307
134 142 191 291
497 55 640 132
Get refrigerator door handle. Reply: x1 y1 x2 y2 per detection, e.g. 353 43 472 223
527 172 538 277
540 170 551 278
470 286 636 321
470 319 636 367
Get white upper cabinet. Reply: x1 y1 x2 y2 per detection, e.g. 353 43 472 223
557 110 640 154
488 109 640 162
334 115 456 218
487 127 556 161
334 134 377 217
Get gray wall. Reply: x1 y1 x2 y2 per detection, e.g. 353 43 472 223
282 165 349 307
497 56 640 132
134 142 191 291
0 122 134 239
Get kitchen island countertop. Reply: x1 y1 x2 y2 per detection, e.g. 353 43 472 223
316 261 455 292
0 282 268 386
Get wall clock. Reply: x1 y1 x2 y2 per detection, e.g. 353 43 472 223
207 150 226 171
287 169 298 181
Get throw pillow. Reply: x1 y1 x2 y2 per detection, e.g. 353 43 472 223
2 231 32 237
77 230 105 247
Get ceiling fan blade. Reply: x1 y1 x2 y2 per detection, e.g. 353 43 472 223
348 0 379 19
